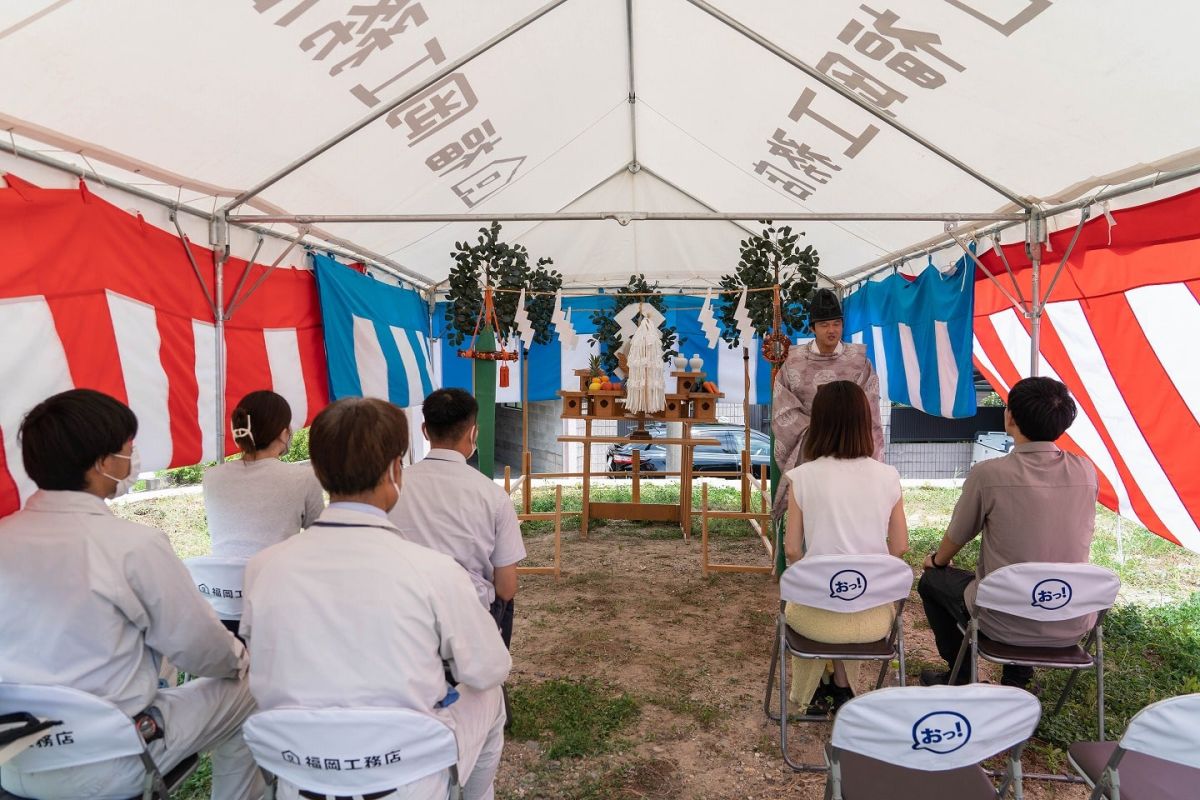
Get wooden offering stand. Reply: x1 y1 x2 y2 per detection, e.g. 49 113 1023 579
558 368 724 537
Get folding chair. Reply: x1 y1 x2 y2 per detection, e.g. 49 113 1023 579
184 555 249 623
763 553 913 771
0 683 198 800
949 562 1120 739
1068 692 1200 800
825 684 1041 800
243 707 463 800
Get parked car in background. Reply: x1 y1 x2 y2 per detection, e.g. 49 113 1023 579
607 424 772 477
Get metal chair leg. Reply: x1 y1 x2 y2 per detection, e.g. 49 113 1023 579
764 619 783 721
949 625 972 684
1096 626 1105 742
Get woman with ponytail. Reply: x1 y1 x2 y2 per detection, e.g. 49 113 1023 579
202 390 324 564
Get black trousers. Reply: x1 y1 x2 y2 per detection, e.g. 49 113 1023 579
917 566 1033 687
490 598 514 650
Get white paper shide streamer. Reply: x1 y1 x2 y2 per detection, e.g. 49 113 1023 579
698 287 721 348
733 289 756 346
624 314 666 414
513 288 535 349
551 291 576 349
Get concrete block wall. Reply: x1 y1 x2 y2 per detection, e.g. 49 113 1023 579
494 401 565 475
884 442 974 480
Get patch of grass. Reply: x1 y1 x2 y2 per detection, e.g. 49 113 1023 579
508 678 640 759
644 667 724 729
1036 593 1200 745
112 493 211 559
173 754 211 800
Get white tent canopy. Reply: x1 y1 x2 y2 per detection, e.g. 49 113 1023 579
3 0 1200 288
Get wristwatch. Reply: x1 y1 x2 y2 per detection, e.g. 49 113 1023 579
928 551 947 569
134 713 164 742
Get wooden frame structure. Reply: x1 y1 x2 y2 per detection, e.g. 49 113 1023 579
699 476 774 576
505 474 563 579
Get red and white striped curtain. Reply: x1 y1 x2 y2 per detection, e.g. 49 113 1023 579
0 174 329 516
973 187 1200 552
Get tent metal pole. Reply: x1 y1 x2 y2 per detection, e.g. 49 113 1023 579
214 250 228 463
169 211 218 318
219 0 571 215
991 233 1027 308
0 138 428 287
625 0 639 172
947 229 1025 313
228 211 1024 224
682 0 1031 210
225 235 264 316
1040 208 1090 306
210 218 231 465
1026 214 1045 378
849 160 1200 285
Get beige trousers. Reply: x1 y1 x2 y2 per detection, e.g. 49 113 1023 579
784 602 895 706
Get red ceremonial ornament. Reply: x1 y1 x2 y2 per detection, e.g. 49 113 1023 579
762 285 790 365
457 286 519 363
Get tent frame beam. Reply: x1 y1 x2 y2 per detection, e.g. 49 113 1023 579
683 0 1032 211
626 0 639 173
228 211 1025 224
850 161 1200 285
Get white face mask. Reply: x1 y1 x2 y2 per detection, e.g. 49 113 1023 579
100 445 140 499
468 425 479 459
387 461 402 513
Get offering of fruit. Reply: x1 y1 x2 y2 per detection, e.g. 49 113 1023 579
589 378 602 391
702 381 720 394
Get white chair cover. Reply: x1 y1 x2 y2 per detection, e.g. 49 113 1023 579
1117 693 1200 770
0 683 144 772
243 708 458 796
973 562 1120 622
831 685 1041 772
780 554 913 613
184 556 249 620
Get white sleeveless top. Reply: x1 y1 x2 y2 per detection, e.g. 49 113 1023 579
787 456 901 557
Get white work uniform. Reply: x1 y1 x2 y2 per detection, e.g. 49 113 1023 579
388 449 525 607
203 457 325 558
0 490 260 800
243 504 511 800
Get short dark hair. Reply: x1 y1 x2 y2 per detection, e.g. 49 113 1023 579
422 388 478 442
20 389 138 491
1007 377 1077 441
802 381 874 461
309 398 409 495
231 390 292 453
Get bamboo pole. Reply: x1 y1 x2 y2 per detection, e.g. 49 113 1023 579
522 451 532 515
701 483 709 578
504 465 511 494
742 346 751 513
631 448 641 504
554 484 563 578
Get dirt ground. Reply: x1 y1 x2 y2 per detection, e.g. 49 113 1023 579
499 521 1089 800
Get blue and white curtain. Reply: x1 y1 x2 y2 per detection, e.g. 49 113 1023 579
313 254 435 409
843 260 977 418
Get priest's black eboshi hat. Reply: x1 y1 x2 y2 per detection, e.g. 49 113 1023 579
809 288 842 323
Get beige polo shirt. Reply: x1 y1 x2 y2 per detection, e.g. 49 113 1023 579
947 441 1099 647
